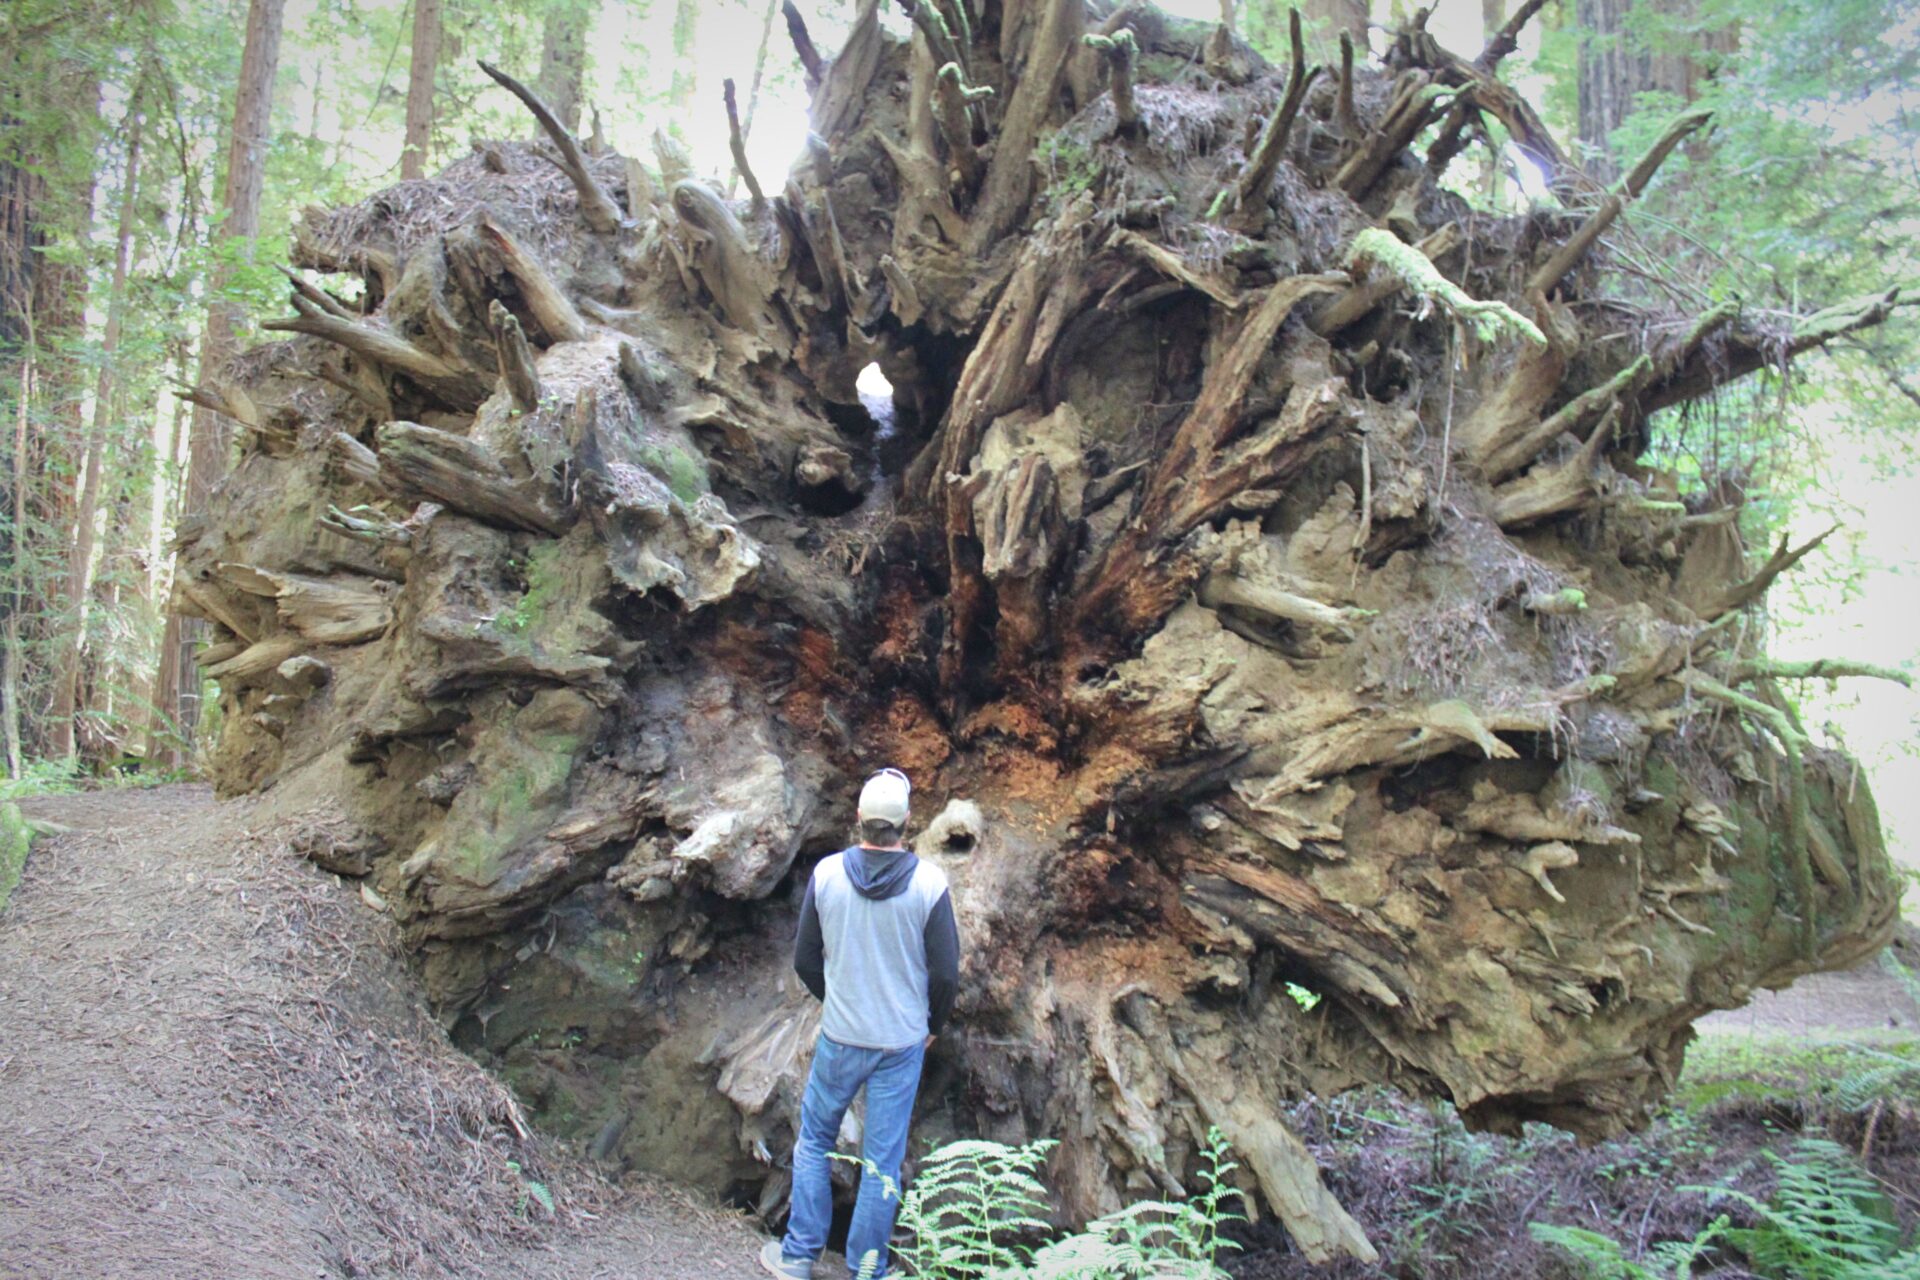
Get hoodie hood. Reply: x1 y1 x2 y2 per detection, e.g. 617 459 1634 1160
843 844 919 900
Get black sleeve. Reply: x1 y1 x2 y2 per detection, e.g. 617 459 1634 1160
794 875 826 1002
923 889 960 1036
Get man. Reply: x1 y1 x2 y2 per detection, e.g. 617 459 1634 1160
760 767 961 1280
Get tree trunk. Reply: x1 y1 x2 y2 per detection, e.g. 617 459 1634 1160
1 36 98 766
154 0 285 765
48 83 145 761
175 4 1902 1260
1574 0 1732 180
402 0 443 181
1304 0 1367 45
534 0 591 139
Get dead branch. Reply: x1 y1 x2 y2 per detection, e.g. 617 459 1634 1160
1732 658 1913 687
170 379 261 431
970 0 1084 250
1335 71 1451 200
1489 404 1619 528
1643 289 1905 415
1702 526 1835 620
1476 0 1553 72
1113 230 1240 308
262 296 484 406
277 264 358 321
477 60 624 235
1335 30 1362 142
782 0 825 89
1527 107 1712 296
375 420 567 535
1310 222 1461 336
1481 353 1651 479
723 79 766 209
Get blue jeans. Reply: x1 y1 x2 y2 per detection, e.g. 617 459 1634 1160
783 1034 926 1278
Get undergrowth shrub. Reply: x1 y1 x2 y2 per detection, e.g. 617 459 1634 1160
1533 1137 1920 1280
1703 1138 1920 1279
842 1127 1244 1279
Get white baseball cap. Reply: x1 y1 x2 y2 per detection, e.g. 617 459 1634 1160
857 768 912 826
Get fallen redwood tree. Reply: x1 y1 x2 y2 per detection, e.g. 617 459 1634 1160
173 1 1906 1261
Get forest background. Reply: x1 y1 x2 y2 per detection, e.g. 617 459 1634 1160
2 0 1916 886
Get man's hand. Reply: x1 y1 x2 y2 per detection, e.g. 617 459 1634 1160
924 1034 935 1051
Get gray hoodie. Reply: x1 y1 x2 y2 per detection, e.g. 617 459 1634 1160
794 846 960 1051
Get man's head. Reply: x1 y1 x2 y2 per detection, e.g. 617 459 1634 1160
857 767 911 847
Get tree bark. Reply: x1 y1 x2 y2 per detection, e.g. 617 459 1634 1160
155 0 285 765
48 82 145 760
534 0 591 139
402 0 443 180
1575 0 1732 180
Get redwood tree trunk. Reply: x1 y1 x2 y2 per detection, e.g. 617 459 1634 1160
173 3 1902 1262
48 82 144 761
1575 0 1733 179
153 0 285 765
534 0 590 138
402 0 442 181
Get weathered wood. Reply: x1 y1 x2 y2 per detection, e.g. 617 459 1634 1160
475 212 588 344
1084 29 1142 138
171 7 1907 1253
1527 107 1712 296
932 63 989 197
477 59 624 234
262 295 486 407
205 634 307 685
375 420 566 534
1218 9 1318 228
1702 527 1834 621
490 301 544 413
782 0 824 89
1310 222 1461 335
1480 355 1651 479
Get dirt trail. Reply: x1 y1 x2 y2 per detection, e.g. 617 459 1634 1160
0 785 766 1280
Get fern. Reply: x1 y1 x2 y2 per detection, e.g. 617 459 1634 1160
1529 1217 1727 1279
852 1128 1246 1279
838 1139 1055 1279
1696 1139 1917 1280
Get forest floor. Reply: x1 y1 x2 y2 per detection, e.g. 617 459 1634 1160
2 784 1916 1279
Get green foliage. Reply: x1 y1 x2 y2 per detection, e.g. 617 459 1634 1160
1535 1138 1920 1279
1038 131 1102 203
0 801 33 914
846 1138 1055 1278
1529 1217 1730 1279
1677 1034 1920 1118
494 541 566 637
636 440 710 505
837 1128 1244 1279
1283 981 1321 1012
1698 1139 1920 1279
505 1158 556 1217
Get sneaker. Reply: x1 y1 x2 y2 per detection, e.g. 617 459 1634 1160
758 1239 812 1279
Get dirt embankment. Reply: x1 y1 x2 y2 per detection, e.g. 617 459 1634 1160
0 785 764 1280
